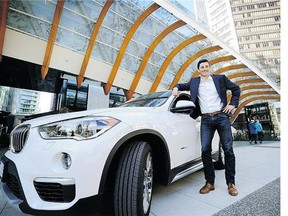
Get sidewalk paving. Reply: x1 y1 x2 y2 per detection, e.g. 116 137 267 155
213 178 280 216
149 141 280 216
0 141 280 216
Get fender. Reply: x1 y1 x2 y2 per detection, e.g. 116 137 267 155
98 129 171 193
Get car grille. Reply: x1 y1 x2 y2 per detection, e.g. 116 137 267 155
11 124 30 153
34 181 75 203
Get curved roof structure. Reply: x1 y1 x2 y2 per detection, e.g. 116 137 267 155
0 0 280 122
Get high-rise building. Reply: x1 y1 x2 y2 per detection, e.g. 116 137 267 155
205 0 240 51
0 86 10 111
6 88 39 115
18 90 39 114
194 0 209 25
199 0 280 88
230 0 280 85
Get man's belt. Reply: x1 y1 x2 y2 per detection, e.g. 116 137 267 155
202 111 222 116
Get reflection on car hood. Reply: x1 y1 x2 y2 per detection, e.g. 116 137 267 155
22 107 159 128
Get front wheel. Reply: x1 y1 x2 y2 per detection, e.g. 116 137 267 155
114 141 153 216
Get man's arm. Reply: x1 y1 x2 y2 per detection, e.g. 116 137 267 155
172 82 191 96
224 76 240 107
222 76 240 114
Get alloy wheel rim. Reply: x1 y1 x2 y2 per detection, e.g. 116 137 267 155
143 152 153 214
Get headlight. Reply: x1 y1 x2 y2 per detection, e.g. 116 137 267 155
39 116 120 140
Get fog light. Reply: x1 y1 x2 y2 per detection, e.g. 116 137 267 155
61 153 72 170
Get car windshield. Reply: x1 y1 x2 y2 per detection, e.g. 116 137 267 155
119 91 172 107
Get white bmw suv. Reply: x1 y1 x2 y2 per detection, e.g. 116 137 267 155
0 91 221 216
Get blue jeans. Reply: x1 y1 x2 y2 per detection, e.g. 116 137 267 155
200 113 236 185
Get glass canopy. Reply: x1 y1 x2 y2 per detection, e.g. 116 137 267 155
4 0 280 121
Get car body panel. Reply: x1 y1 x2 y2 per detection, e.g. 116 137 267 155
0 91 220 213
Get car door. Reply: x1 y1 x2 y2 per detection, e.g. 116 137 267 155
167 94 201 167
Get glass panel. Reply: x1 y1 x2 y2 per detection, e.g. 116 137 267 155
102 9 133 35
93 0 106 6
120 90 171 107
132 29 155 49
142 63 160 81
149 52 166 67
182 64 197 81
120 54 141 73
154 40 176 56
7 9 51 40
176 25 199 38
9 0 55 22
172 52 187 66
126 40 147 59
60 8 94 37
64 0 102 21
167 61 180 75
217 49 229 56
0 86 56 116
183 44 200 56
141 15 166 36
135 90 171 99
161 70 175 87
153 7 179 26
66 89 76 108
92 42 118 65
56 28 89 54
130 0 154 10
111 0 142 23
65 81 88 111
98 26 124 50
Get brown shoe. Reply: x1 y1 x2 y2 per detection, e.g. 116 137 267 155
199 182 215 194
228 183 238 196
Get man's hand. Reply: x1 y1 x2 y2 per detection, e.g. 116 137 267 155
222 104 235 114
172 87 178 96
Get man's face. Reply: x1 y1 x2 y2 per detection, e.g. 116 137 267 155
198 62 210 77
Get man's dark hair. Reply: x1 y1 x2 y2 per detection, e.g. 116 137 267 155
197 59 209 69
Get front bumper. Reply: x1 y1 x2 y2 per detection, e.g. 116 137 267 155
0 155 103 215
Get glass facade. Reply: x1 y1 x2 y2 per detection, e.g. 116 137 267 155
6 0 228 90
230 0 280 85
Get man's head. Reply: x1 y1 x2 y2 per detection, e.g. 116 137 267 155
197 59 210 78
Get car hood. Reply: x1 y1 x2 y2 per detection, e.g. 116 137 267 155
21 107 162 128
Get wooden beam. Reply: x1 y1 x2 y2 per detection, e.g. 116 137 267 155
240 84 271 92
103 3 160 95
235 78 264 86
239 90 278 101
227 71 255 80
169 45 222 89
41 0 64 80
227 85 272 101
228 85 274 102
77 0 113 89
230 95 280 124
126 20 186 100
209 55 236 65
0 0 9 63
214 64 247 75
149 34 206 93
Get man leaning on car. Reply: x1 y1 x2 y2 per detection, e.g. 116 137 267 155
172 59 240 196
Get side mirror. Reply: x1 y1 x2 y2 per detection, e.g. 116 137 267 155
175 100 195 108
171 100 195 113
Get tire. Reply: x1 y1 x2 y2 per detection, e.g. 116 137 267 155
114 141 153 216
